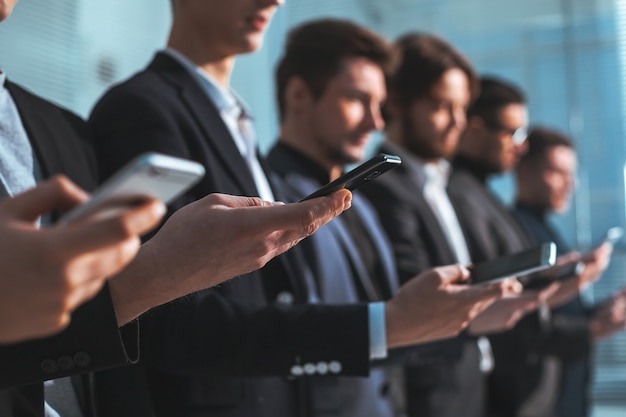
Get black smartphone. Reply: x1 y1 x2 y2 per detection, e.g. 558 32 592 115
470 242 557 285
298 153 401 202
519 260 585 290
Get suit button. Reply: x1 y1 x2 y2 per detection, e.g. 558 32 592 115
57 356 75 371
329 361 342 374
316 362 329 375
290 365 304 376
74 352 91 368
41 359 59 374
304 363 316 375
277 291 294 305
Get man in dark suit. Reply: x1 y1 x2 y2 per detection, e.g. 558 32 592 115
512 126 624 417
450 78 613 417
361 33 543 417
268 19 410 417
89 2 513 415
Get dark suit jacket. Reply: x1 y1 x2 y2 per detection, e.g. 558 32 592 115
447 158 589 417
0 81 138 417
88 52 372 417
267 143 398 417
361 142 484 417
512 204 593 417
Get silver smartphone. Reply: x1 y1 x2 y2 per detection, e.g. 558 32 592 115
470 242 557 285
58 152 205 224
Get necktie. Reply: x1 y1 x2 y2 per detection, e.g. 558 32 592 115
0 80 36 197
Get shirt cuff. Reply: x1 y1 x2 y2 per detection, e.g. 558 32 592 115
368 302 388 359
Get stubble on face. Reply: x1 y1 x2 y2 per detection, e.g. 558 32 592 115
401 69 470 161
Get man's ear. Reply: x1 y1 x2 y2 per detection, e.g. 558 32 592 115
284 76 313 112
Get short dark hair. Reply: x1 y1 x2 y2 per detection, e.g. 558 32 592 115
518 126 574 167
276 19 393 120
467 77 525 125
386 33 478 106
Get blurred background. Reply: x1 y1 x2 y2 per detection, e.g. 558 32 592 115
1 0 625 414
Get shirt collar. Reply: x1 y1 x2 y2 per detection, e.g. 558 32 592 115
422 159 451 184
161 48 253 120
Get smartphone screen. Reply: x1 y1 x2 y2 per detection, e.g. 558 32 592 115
299 153 401 202
470 242 557 284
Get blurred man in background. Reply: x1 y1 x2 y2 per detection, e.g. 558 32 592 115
362 34 545 417
451 78 613 417
513 126 626 417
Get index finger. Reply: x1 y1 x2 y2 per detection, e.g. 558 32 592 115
460 277 518 301
0 176 88 222
436 264 471 285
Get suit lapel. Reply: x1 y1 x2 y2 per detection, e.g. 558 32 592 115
6 81 97 191
150 53 259 197
327 213 381 301
351 195 399 297
8 82 70 180
380 143 458 265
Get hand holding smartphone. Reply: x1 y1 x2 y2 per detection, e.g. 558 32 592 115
299 153 401 202
519 260 585 290
470 242 557 285
59 153 205 224
597 226 623 247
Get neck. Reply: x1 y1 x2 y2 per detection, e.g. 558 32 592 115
279 121 342 181
516 198 548 217
168 27 235 89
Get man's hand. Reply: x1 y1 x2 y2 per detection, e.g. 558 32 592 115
109 190 352 325
590 290 626 341
0 176 165 344
468 283 559 335
547 246 613 308
384 264 520 348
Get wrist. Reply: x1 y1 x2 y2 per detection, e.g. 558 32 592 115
108 241 164 326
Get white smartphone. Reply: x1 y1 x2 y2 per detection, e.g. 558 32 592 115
470 242 557 285
58 153 205 224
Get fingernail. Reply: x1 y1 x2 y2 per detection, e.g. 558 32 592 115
153 201 167 218
343 193 352 210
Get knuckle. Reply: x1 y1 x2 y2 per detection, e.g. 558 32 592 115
301 207 318 236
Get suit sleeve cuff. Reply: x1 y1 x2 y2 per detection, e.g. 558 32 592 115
369 302 388 360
